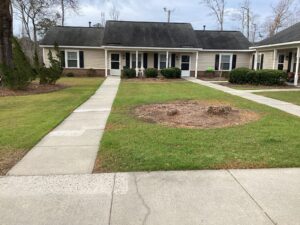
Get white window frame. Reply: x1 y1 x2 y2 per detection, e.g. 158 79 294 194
65 50 80 69
130 53 143 69
219 53 233 71
158 53 172 69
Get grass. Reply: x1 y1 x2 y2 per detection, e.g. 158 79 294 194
257 91 300 106
95 80 300 173
219 82 296 90
0 77 104 175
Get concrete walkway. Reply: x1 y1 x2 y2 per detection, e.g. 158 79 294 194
0 169 299 225
185 77 300 117
8 76 120 176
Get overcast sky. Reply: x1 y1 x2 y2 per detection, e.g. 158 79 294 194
12 0 294 35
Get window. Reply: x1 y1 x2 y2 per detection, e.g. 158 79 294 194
131 53 142 68
67 51 79 68
181 55 190 70
111 53 120 69
256 54 262 70
219 54 232 71
159 54 167 69
278 54 285 70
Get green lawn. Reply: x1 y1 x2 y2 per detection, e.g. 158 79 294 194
258 91 300 106
95 80 300 172
0 77 104 175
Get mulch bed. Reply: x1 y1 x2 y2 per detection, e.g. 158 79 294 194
134 100 260 129
0 83 67 97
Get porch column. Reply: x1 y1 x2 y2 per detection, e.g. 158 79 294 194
254 51 258 71
166 51 169 68
135 50 139 77
294 47 300 86
273 49 277 69
105 49 108 77
195 51 199 78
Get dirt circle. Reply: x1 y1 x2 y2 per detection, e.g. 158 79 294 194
134 100 260 129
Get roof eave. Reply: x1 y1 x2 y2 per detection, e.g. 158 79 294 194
250 41 300 49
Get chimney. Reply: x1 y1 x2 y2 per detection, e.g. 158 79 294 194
89 21 92 27
203 25 206 31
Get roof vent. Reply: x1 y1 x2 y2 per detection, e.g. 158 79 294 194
203 25 206 31
89 21 92 27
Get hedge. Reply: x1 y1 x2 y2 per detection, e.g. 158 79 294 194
229 68 287 86
145 68 158 78
122 68 136 78
160 67 181 79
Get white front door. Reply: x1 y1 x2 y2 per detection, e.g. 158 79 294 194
110 53 121 76
181 55 191 77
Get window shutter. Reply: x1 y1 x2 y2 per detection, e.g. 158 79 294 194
154 53 158 69
215 54 220 71
232 55 237 70
125 52 130 68
60 51 65 68
287 52 292 72
171 54 176 67
143 53 148 69
79 51 84 68
260 54 264 70
251 54 255 70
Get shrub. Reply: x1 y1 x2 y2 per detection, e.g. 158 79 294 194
144 68 158 78
122 67 136 78
39 44 63 85
229 68 253 84
229 68 287 86
160 67 181 79
0 38 35 90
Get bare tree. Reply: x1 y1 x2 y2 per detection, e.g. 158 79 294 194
0 0 13 67
109 4 120 21
200 0 226 30
264 0 298 37
56 0 79 26
100 12 106 27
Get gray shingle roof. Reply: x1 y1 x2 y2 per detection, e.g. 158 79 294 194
257 22 300 46
195 30 252 50
102 21 199 48
40 26 104 47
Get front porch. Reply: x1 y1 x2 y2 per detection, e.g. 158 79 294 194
103 47 200 78
252 45 300 86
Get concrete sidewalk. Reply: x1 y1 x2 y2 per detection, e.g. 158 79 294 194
0 169 299 225
185 77 300 117
8 76 120 176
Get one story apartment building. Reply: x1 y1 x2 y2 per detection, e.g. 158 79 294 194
40 20 300 85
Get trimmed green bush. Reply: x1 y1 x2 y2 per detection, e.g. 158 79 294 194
160 67 181 79
145 68 158 78
229 68 287 86
229 67 253 84
122 67 136 78
0 38 35 90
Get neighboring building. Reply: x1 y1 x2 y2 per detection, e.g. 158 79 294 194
251 22 300 85
40 21 252 77
40 20 300 85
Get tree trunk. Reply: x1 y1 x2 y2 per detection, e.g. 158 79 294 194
61 0 65 26
0 0 13 67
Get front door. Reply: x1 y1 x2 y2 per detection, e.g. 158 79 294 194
110 53 121 76
181 55 190 77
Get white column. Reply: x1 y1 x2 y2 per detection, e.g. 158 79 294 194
105 49 108 77
166 51 169 68
135 50 139 77
273 49 277 69
254 51 258 71
294 47 300 86
195 51 199 78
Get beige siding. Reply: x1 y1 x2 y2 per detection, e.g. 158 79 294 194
198 52 252 71
258 51 274 69
43 48 105 69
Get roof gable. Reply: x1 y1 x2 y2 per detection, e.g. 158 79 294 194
102 21 199 48
195 30 252 50
40 26 104 47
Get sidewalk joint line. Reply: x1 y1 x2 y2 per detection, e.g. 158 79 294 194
108 173 116 225
227 170 277 225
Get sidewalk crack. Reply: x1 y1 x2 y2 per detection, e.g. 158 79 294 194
227 170 277 225
108 173 116 225
133 174 151 225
